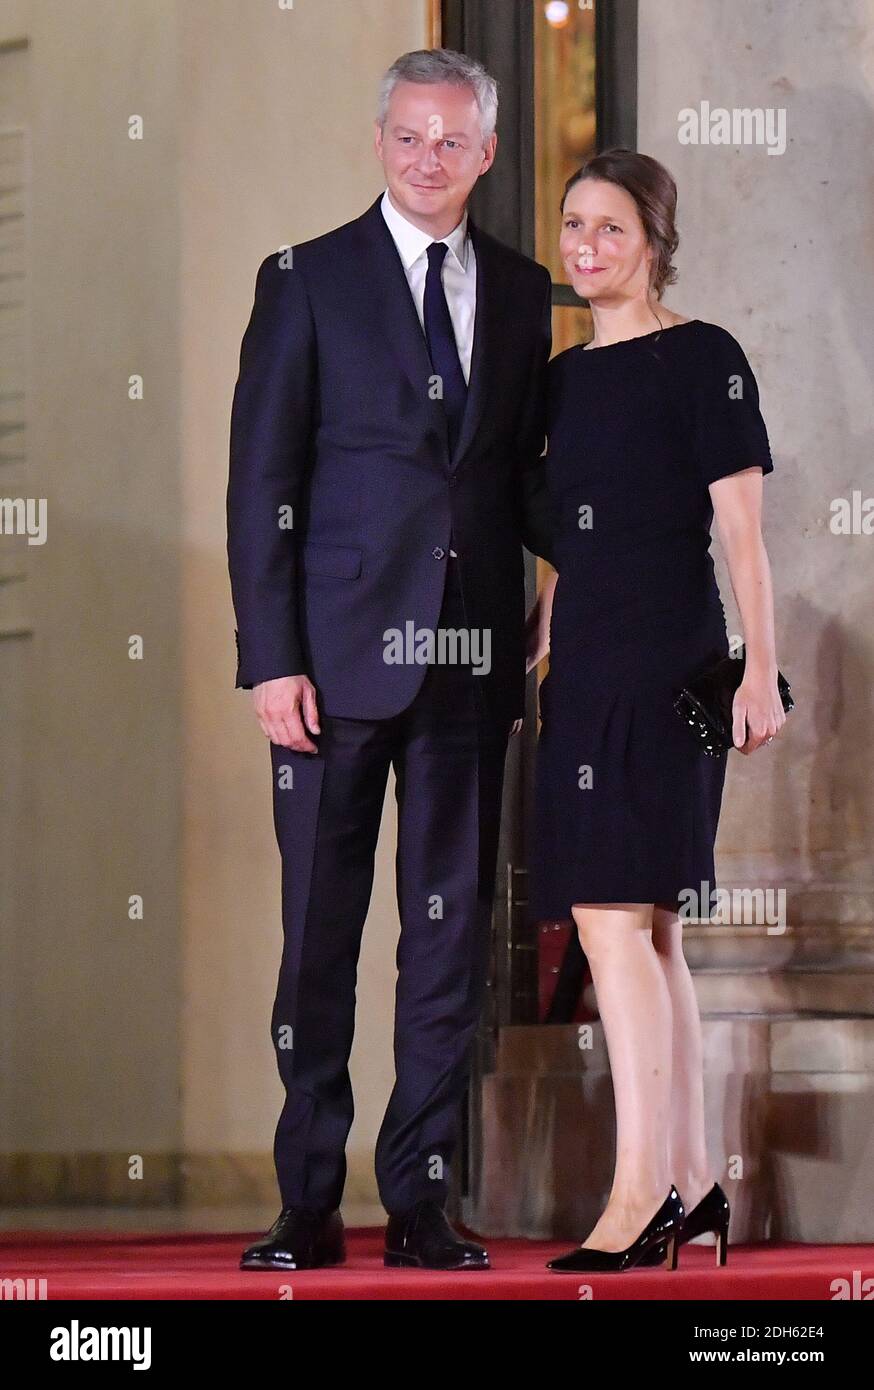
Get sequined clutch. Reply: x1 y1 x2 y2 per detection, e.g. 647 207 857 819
674 645 794 756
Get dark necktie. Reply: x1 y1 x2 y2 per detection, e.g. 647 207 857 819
423 240 468 459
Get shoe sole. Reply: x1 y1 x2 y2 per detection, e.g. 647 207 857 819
384 1251 489 1270
240 1251 346 1271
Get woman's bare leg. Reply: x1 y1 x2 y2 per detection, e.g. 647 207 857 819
571 901 673 1251
651 905 715 1212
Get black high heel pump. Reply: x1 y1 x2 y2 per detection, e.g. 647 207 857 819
638 1182 731 1267
546 1186 686 1273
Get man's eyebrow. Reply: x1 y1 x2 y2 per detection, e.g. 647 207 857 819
391 124 470 140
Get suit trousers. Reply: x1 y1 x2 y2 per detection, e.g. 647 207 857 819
267 558 511 1214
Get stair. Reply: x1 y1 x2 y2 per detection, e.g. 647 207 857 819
466 1012 874 1242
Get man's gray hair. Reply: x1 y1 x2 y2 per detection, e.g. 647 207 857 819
377 48 499 143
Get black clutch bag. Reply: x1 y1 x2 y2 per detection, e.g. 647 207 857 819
674 644 795 756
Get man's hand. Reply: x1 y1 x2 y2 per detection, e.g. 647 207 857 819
253 674 321 752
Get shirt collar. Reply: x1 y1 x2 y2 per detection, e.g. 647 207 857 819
380 188 471 273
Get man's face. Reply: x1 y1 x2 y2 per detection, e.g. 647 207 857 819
375 80 496 233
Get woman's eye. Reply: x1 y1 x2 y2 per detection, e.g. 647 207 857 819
603 224 621 233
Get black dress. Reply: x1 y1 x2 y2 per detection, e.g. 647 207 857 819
530 320 774 920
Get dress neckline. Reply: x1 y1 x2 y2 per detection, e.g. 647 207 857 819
579 318 701 352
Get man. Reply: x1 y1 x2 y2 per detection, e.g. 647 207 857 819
228 47 554 1272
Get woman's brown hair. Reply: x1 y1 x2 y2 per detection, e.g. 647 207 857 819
561 148 679 300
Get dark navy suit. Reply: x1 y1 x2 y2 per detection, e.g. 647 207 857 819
227 193 554 1214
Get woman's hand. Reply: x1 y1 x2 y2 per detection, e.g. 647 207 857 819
526 569 558 674
732 670 787 754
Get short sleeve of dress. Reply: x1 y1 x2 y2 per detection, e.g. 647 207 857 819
692 325 774 486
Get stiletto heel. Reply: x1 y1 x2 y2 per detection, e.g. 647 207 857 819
714 1208 730 1266
547 1186 686 1272
689 1183 730 1266
640 1181 731 1268
666 1233 679 1270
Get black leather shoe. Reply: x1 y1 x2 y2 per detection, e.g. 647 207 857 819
547 1186 685 1272
638 1181 731 1268
240 1206 345 1271
384 1200 489 1270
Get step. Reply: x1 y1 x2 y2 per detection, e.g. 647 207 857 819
466 1017 874 1242
495 1016 874 1075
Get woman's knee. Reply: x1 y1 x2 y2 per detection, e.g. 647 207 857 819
651 907 684 960
571 903 653 953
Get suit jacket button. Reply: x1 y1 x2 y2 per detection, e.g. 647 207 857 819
431 546 445 560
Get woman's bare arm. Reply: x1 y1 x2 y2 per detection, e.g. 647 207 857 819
525 567 559 674
710 468 786 754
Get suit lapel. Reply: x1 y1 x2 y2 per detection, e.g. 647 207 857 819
355 196 498 474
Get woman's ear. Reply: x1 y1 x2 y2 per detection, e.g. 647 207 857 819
646 240 663 298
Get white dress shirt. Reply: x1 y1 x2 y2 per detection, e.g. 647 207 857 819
379 188 476 386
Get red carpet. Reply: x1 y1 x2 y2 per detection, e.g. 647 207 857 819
2 1228 872 1299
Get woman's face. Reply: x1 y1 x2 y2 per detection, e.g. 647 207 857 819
559 177 654 304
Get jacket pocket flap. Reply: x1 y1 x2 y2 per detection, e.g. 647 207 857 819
300 541 362 579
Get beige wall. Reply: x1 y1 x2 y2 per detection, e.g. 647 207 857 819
2 0 183 1170
178 0 426 1216
1 0 426 1218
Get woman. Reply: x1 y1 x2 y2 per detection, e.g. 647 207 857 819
526 149 785 1273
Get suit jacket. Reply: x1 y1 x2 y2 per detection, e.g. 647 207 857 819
227 193 556 724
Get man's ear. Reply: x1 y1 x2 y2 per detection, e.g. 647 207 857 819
480 131 497 174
